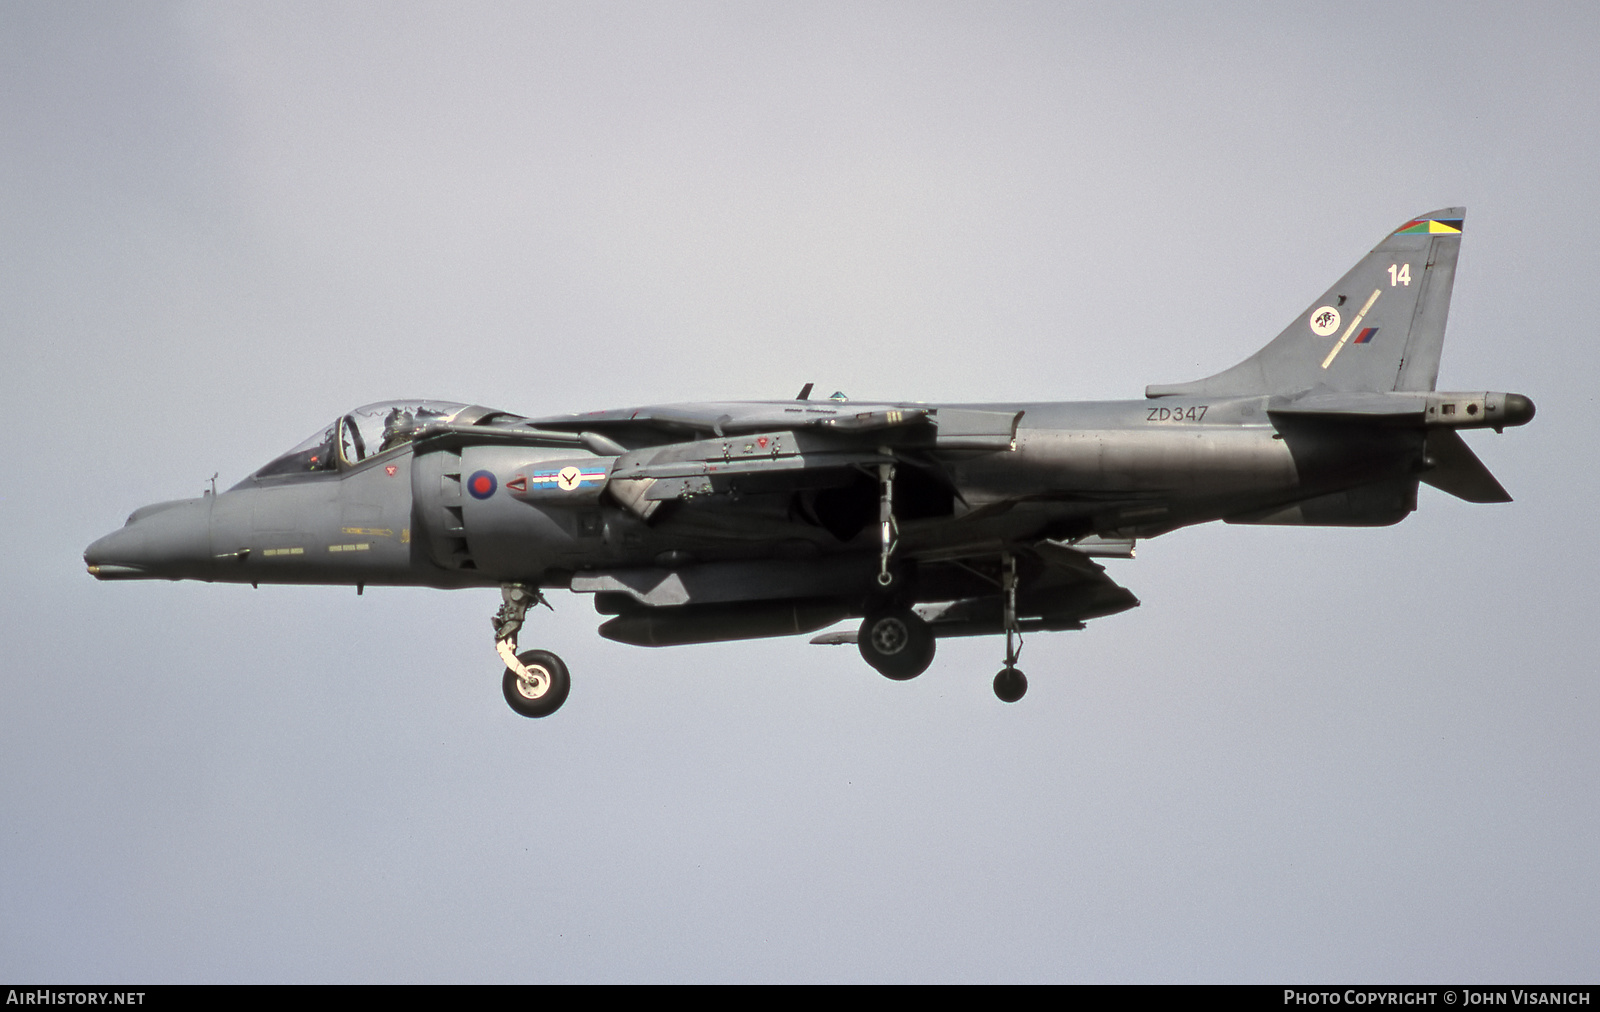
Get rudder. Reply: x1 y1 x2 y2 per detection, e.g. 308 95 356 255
1147 208 1465 398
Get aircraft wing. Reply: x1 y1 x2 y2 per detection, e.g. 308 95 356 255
529 401 928 436
414 402 1023 521
523 401 1022 450
603 428 892 519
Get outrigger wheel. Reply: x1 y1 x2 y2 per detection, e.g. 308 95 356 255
858 609 936 681
993 665 1027 703
501 649 572 718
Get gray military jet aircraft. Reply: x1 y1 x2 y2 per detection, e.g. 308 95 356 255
85 208 1533 715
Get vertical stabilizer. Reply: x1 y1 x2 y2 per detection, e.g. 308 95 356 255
1147 209 1464 397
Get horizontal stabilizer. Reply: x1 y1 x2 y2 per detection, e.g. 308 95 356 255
1266 391 1428 419
1420 429 1512 503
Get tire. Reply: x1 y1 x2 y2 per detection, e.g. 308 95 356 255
858 610 936 681
501 649 572 718
993 666 1027 703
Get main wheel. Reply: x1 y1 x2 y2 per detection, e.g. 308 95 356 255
993 665 1027 703
858 610 936 680
501 649 572 718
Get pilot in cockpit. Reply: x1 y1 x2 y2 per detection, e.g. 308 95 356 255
379 408 417 453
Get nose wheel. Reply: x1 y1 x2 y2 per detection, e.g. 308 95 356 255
501 649 571 718
493 583 570 718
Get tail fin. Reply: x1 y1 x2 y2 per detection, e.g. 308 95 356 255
1146 208 1465 398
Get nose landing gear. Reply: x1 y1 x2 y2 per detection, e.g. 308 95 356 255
494 583 570 718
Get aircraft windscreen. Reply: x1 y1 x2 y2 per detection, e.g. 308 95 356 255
250 401 468 480
252 423 338 479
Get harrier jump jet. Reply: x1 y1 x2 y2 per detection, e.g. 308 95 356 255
85 208 1533 715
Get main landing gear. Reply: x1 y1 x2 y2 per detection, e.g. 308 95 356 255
861 467 1027 700
858 608 936 680
494 583 570 718
858 455 937 681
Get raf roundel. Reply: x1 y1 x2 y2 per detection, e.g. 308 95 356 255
467 469 498 500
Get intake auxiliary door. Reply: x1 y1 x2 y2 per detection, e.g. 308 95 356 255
412 445 475 572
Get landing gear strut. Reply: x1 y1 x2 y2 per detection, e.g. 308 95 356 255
876 454 898 587
993 552 1027 703
494 583 570 718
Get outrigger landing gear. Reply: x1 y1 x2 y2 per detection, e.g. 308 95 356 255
992 552 1027 703
494 583 570 718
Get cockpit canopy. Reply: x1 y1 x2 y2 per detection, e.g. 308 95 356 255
249 401 470 481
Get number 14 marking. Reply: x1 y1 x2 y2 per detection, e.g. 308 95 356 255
1388 263 1411 286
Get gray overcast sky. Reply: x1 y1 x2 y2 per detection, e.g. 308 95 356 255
3 1 1596 982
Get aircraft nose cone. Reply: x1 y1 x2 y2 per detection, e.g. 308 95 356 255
84 498 213 580
1500 393 1536 428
